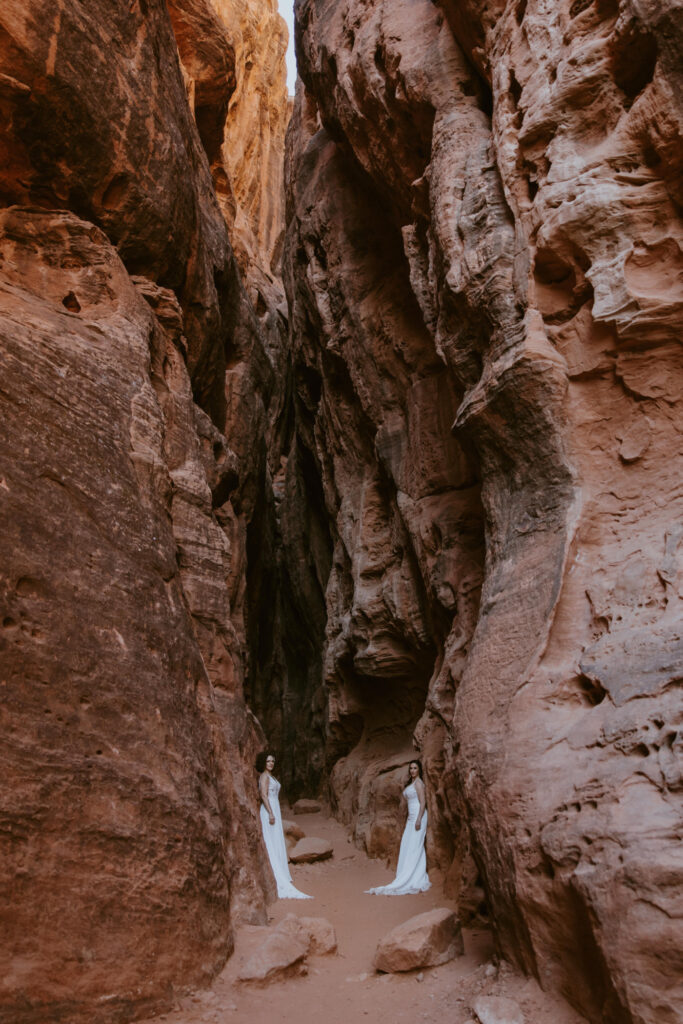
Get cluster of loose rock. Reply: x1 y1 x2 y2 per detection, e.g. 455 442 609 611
238 904 469 987
283 799 335 864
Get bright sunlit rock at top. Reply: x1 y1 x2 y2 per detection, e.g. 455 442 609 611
278 0 296 94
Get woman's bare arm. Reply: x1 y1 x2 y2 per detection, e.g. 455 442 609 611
259 773 275 824
415 777 426 830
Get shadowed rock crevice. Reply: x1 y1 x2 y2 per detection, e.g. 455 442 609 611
245 428 333 800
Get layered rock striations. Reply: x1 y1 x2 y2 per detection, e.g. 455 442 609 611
284 1 683 1022
0 0 289 1021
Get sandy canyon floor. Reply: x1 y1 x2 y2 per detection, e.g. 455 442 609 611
141 811 586 1024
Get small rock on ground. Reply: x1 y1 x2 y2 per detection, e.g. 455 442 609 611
374 907 464 973
289 836 333 863
237 930 308 984
277 914 337 955
473 995 525 1024
292 798 322 814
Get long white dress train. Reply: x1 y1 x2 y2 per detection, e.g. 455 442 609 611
365 782 430 895
260 775 312 900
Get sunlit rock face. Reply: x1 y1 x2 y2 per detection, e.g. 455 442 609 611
210 0 290 280
170 0 290 289
0 0 289 1020
284 1 683 1021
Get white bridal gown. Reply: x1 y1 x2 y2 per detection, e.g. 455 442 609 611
260 775 312 900
365 782 430 895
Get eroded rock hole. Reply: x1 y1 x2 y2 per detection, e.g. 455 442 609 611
611 24 658 105
578 674 607 706
478 77 493 117
62 291 81 313
533 244 593 322
509 70 523 107
101 173 128 210
255 290 267 316
195 99 229 165
570 0 594 17
296 362 323 411
642 143 662 169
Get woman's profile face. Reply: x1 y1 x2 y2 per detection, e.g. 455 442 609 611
266 755 275 770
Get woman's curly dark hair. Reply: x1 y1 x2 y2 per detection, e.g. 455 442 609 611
255 751 275 773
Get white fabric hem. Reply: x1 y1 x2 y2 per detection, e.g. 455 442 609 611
364 881 431 896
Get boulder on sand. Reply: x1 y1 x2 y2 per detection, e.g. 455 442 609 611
236 914 336 984
292 798 322 814
282 819 306 840
289 837 333 863
472 995 525 1024
277 914 337 955
237 930 308 984
374 907 463 973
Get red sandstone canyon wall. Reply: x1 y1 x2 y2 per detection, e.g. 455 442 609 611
283 1 683 1021
0 1 289 1020
1 0 682 1021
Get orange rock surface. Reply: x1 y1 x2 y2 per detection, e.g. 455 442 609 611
169 0 290 291
212 0 290 280
0 0 289 1020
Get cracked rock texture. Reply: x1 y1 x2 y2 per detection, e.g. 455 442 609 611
0 0 289 1021
284 0 683 1022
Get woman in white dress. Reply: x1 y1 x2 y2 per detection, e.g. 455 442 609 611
259 753 312 900
365 759 430 895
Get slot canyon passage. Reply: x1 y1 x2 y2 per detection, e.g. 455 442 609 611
0 0 682 1021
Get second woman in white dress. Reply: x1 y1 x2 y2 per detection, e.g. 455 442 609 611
365 759 431 895
259 753 312 900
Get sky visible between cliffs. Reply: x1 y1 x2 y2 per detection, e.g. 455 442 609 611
279 0 297 94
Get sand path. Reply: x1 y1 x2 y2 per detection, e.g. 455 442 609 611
145 810 585 1024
